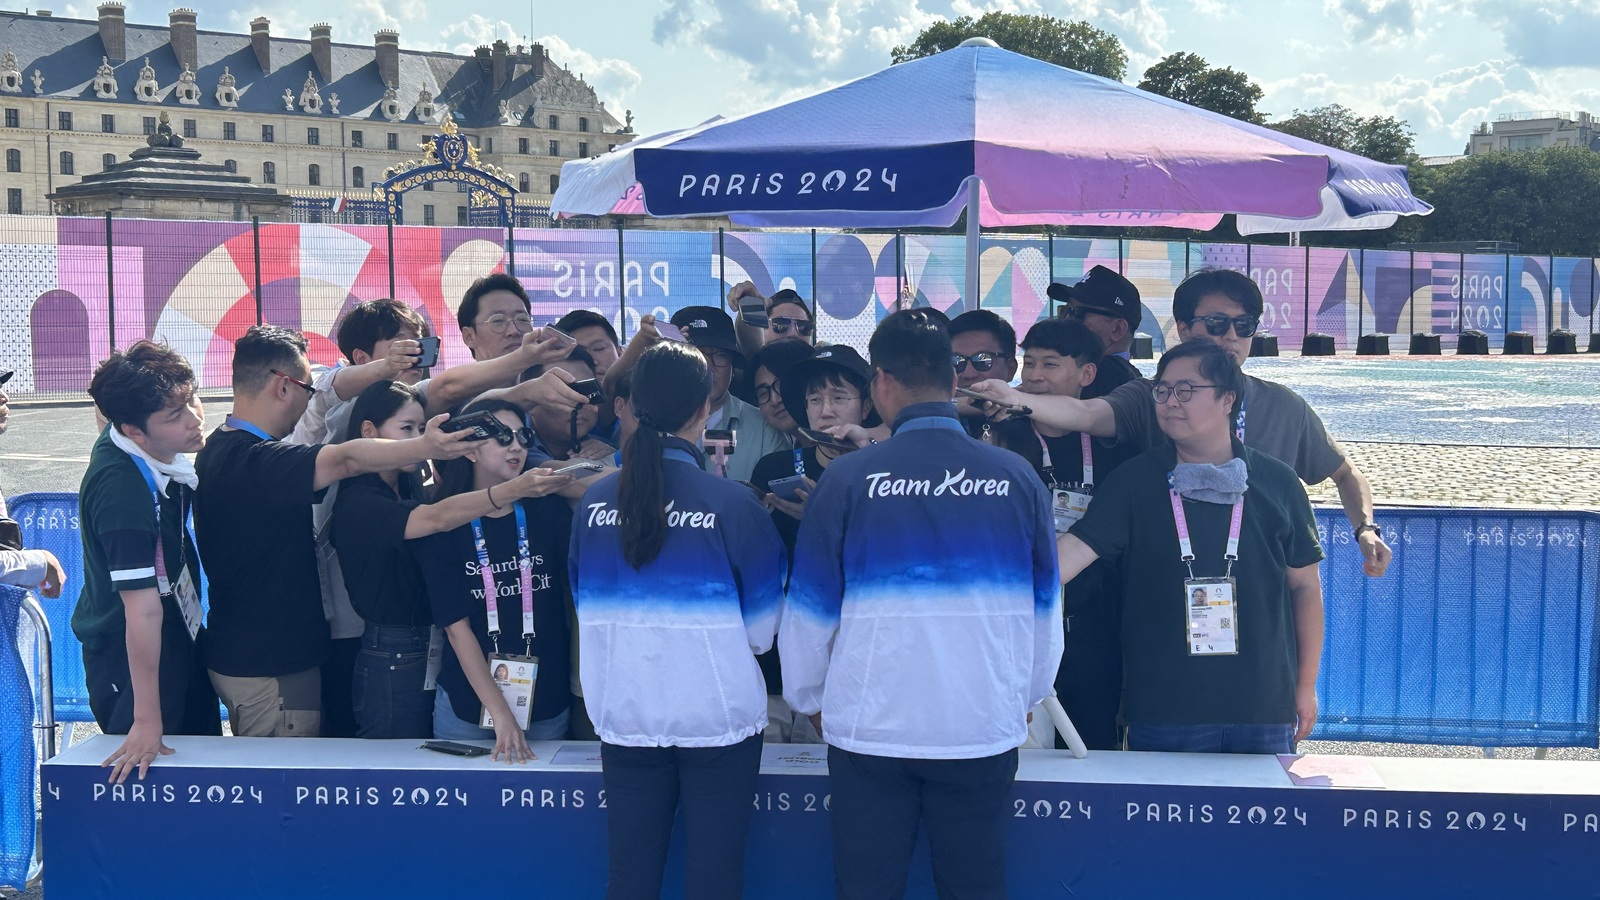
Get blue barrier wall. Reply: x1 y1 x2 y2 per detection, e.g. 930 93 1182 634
0 585 37 890
9 493 91 724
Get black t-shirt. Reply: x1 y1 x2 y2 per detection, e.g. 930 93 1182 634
331 472 430 627
1067 443 1324 725
194 427 328 678
410 496 573 726
1083 353 1143 400
748 444 826 696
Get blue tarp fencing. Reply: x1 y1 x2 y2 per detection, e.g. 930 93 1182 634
0 584 36 890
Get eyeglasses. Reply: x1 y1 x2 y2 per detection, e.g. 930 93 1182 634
478 312 533 335
1152 381 1219 403
806 392 861 409
272 369 316 396
952 352 998 374
771 317 814 338
705 350 735 370
1187 314 1260 338
754 381 779 405
492 426 536 449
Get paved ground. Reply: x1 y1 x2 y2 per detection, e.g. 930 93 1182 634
3 385 1598 899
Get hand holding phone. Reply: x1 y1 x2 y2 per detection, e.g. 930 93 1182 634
549 459 606 476
737 290 769 329
440 410 513 442
955 387 1032 416
415 336 441 369
766 474 809 502
655 322 687 343
568 378 605 405
797 427 855 451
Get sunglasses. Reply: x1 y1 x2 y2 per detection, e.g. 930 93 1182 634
1061 305 1113 321
272 369 316 396
771 317 814 338
952 352 998 374
492 426 536 449
1188 314 1260 338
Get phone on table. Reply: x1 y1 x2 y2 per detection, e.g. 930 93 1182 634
766 474 809 502
703 428 736 455
543 326 577 346
568 378 605 405
550 459 606 476
415 336 441 369
655 322 687 343
955 387 1032 415
440 410 513 443
738 291 769 329
421 740 490 758
797 427 855 451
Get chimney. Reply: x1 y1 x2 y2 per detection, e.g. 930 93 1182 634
529 42 544 79
491 39 508 91
374 29 399 90
98 2 126 61
310 23 332 83
474 45 491 75
251 17 270 72
169 8 197 73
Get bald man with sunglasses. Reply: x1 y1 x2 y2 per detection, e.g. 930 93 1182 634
972 268 1391 579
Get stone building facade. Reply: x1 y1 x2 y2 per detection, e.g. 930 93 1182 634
0 5 633 223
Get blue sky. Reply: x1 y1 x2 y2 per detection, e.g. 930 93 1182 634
61 0 1600 156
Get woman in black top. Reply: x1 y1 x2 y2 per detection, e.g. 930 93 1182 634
332 382 570 739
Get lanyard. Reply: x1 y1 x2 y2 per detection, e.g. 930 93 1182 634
224 415 274 441
470 503 535 655
792 447 806 476
128 456 187 596
1234 394 1247 443
1034 427 1093 489
1167 472 1244 580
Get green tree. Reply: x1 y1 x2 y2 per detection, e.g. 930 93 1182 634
1409 147 1600 256
1138 52 1264 123
890 12 1127 81
1269 104 1416 165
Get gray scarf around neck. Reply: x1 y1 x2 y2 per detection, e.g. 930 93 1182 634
1171 457 1248 505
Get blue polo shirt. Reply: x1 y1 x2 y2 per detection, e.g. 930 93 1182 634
780 402 1063 759
569 438 787 748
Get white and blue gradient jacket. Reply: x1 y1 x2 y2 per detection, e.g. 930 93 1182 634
780 402 1063 760
569 439 787 748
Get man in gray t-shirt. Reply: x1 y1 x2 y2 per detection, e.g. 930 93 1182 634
972 269 1392 579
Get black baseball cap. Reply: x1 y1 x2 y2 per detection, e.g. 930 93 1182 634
1047 265 1142 328
670 305 745 365
780 345 872 429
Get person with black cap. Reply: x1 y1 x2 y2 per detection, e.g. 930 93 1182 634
728 281 817 359
669 305 788 484
1048 264 1146 399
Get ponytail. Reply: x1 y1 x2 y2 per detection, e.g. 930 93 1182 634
617 342 711 570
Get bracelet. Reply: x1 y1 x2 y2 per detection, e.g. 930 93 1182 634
1354 522 1380 539
487 483 503 510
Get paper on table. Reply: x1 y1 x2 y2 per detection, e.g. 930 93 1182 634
550 744 604 769
761 744 828 771
1277 754 1386 789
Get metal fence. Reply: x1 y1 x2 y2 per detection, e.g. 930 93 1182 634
2 213 1596 395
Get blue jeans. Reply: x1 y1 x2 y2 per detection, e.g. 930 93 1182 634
1126 722 1295 754
432 683 570 742
352 624 436 740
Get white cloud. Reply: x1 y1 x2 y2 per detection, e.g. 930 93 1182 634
1465 0 1600 71
534 34 644 108
1322 0 1439 48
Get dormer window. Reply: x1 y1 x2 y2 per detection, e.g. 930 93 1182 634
0 50 22 94
175 65 199 105
215 66 238 108
91 56 117 99
134 58 159 102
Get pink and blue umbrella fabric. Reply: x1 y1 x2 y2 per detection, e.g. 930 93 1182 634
553 43 1427 233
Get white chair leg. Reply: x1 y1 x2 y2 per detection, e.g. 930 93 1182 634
1044 693 1088 759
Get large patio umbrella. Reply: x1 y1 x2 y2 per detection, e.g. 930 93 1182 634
552 38 1430 305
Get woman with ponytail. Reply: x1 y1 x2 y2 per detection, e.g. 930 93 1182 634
569 341 786 900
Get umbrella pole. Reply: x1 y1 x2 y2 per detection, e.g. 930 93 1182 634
964 176 981 313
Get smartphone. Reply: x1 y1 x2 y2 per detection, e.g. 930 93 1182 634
655 322 687 343
550 459 606 476
767 473 809 502
568 378 605 404
543 326 577 346
955 386 1031 414
415 335 441 369
703 428 736 455
440 410 512 442
797 426 855 451
421 740 490 758
739 291 769 329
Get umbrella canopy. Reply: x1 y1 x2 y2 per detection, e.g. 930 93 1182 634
554 41 1427 230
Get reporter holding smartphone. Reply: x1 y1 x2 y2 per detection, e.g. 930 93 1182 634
569 342 786 900
409 399 576 761
332 382 572 738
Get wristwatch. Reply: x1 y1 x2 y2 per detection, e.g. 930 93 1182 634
1354 522 1381 539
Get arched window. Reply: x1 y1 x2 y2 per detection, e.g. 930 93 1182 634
102 153 116 171
223 159 237 174
263 161 276 184
308 164 321 186
58 151 73 175
5 148 19 172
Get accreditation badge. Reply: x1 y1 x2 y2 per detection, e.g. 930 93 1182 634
1185 577 1238 656
1052 488 1093 534
170 567 203 641
423 626 444 692
480 653 538 730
